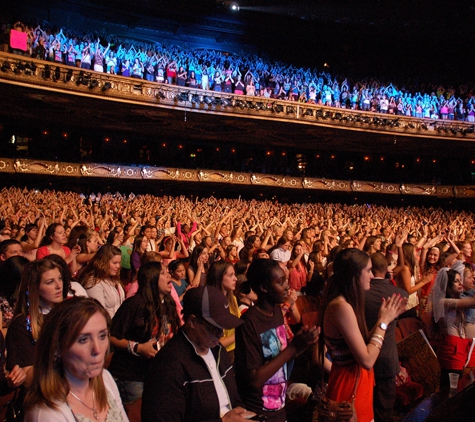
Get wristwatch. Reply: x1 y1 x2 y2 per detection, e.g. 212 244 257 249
379 322 388 331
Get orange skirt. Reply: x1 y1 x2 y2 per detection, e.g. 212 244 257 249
326 364 374 422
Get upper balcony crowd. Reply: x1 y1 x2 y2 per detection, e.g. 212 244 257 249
2 18 475 124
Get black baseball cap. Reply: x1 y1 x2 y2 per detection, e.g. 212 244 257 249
183 286 244 330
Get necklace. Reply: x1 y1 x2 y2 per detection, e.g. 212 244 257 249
69 390 99 421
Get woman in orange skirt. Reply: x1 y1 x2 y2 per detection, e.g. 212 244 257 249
317 249 407 422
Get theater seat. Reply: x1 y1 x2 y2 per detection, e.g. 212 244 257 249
301 311 318 329
124 398 142 422
397 318 425 339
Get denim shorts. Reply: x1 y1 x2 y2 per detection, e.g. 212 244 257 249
116 380 144 404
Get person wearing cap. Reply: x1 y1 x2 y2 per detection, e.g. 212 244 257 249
142 285 249 422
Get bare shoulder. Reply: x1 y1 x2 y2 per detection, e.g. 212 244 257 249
324 296 355 333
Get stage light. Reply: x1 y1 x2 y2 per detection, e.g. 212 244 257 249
204 96 213 105
102 82 112 91
286 106 295 114
89 79 99 89
231 2 240 11
304 109 313 116
179 92 188 102
274 105 283 113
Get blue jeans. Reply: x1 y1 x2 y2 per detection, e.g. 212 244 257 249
116 380 144 404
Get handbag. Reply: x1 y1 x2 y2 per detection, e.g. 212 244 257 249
4 388 24 422
313 357 360 422
315 395 356 422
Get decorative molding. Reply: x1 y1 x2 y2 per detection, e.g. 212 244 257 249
1 52 474 141
1 157 474 198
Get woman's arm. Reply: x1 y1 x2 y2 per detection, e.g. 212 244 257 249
187 266 201 288
331 295 405 370
395 266 431 295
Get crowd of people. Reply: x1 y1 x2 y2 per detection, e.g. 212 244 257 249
2 10 475 422
4 18 475 122
0 185 475 420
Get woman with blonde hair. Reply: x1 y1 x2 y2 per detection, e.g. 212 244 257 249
76 229 101 268
24 297 128 421
78 244 125 318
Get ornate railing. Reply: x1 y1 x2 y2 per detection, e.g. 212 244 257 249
1 157 474 198
0 52 474 141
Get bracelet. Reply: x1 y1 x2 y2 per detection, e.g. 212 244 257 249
369 342 381 350
372 334 385 341
371 337 383 346
128 341 140 356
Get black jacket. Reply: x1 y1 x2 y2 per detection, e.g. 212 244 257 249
364 278 408 378
142 328 242 422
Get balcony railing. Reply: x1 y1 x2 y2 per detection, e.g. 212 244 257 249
1 157 474 199
1 52 474 141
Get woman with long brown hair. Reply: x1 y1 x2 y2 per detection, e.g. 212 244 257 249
109 261 180 404
78 244 125 318
207 261 240 362
317 248 406 422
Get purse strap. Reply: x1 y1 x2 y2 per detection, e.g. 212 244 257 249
319 343 361 403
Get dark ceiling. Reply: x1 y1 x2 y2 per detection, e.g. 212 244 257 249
4 0 475 84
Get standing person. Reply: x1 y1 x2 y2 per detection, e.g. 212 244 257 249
36 223 80 275
20 219 46 261
287 241 309 292
187 245 209 287
235 259 318 422
269 237 292 266
168 259 189 304
207 261 240 363
23 297 129 421
130 234 148 280
7 259 64 388
432 267 475 389
317 248 407 422
78 244 125 319
364 253 408 422
109 261 180 405
394 242 432 318
142 286 248 422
